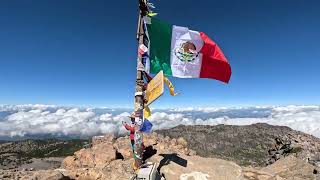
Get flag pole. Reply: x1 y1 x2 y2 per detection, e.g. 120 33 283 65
133 0 148 169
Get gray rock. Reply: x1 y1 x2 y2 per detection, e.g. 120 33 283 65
22 170 67 180
157 123 320 167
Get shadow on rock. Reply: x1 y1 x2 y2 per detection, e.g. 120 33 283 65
143 146 157 161
157 153 187 172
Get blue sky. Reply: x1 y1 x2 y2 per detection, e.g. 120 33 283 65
0 0 319 108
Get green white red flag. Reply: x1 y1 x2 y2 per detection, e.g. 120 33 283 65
144 17 231 83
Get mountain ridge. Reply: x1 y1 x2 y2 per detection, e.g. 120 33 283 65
0 123 319 179
156 123 320 166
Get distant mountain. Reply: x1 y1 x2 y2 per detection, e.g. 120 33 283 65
157 123 320 166
0 139 90 170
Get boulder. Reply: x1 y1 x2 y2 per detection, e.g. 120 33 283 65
92 134 115 146
170 138 177 146
64 140 116 169
241 167 280 180
61 156 81 170
144 133 158 147
188 149 197 156
92 143 116 167
22 170 66 180
261 155 317 180
177 137 188 148
74 149 95 168
113 137 132 160
157 154 242 180
102 159 135 180
61 168 106 180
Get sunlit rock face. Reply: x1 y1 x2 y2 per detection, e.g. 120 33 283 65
0 127 319 180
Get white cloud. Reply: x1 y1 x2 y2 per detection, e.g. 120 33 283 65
168 106 271 113
153 106 320 138
154 106 320 138
99 113 113 121
0 105 320 139
0 104 57 112
0 106 130 138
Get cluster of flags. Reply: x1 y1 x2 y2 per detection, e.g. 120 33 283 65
146 2 157 17
134 5 231 134
139 119 153 133
139 70 178 133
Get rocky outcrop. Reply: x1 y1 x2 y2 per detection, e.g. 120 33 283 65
61 156 81 170
62 137 116 169
57 131 319 180
0 169 69 180
60 134 135 179
113 137 132 160
152 154 243 180
58 133 200 179
91 135 115 146
261 155 317 179
22 170 67 180
1 124 319 180
7 154 317 180
157 123 320 167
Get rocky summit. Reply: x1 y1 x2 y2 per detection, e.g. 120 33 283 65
157 123 320 167
0 123 319 180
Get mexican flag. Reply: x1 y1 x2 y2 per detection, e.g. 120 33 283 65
144 17 232 83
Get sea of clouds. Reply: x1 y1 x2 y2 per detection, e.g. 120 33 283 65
0 104 319 139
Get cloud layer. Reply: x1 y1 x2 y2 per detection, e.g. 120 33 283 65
0 104 319 139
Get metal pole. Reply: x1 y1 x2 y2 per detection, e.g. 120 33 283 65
134 0 148 169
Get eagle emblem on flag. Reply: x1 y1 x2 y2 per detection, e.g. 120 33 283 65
174 41 199 62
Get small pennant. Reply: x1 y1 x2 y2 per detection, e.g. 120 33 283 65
137 61 145 71
147 3 155 9
138 44 148 56
147 12 158 17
